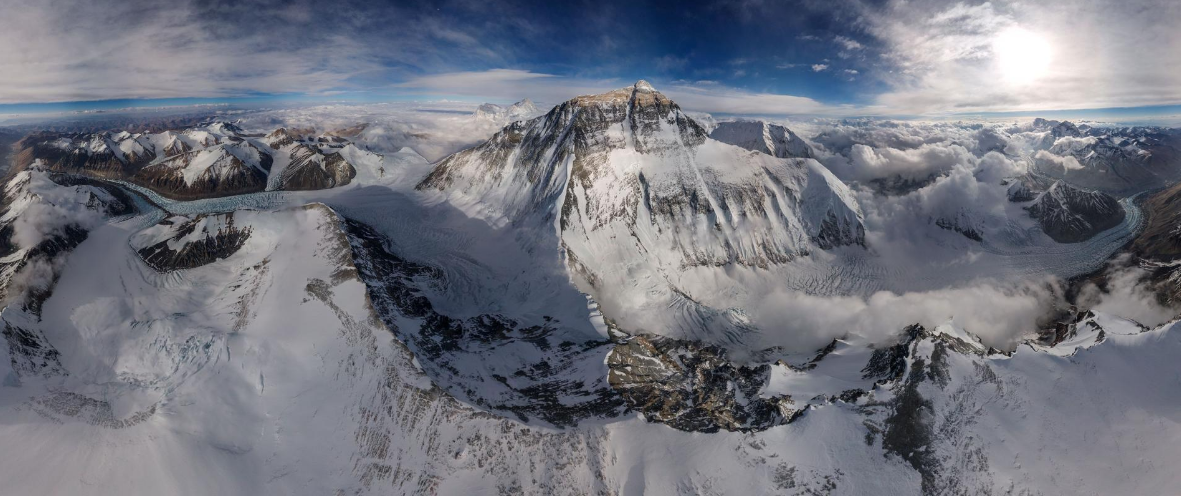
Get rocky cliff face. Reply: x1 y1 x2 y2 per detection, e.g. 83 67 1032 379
607 334 800 432
132 139 272 199
417 81 865 346
132 213 253 272
1025 181 1126 243
274 143 357 190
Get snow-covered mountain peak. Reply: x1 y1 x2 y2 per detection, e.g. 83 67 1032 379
633 79 656 92
508 98 538 117
474 98 543 123
1026 180 1126 243
711 120 815 159
419 85 864 345
13 123 410 200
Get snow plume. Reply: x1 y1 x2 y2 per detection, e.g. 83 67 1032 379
851 162 1008 255
6 254 68 303
1077 255 1179 328
5 172 106 251
754 277 1064 352
974 151 1024 183
836 142 975 182
1033 149 1084 171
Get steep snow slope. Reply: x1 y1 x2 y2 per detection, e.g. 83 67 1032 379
710 120 815 159
3 137 1181 494
0 183 907 494
3 191 1181 494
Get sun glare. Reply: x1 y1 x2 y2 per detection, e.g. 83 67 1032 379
992 27 1053 85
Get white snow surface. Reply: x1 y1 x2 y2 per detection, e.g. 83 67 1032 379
3 101 1181 495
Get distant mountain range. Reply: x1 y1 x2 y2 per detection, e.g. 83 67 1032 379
12 122 398 199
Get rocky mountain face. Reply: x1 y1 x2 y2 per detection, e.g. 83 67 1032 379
132 213 253 272
607 333 800 432
710 120 815 159
344 219 624 427
420 81 864 254
1005 172 1056 202
1123 181 1181 305
11 122 381 199
1024 180 1126 243
418 81 865 349
133 138 272 199
933 210 984 242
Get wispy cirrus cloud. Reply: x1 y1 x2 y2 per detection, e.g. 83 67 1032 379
0 0 387 103
393 69 838 116
0 0 540 104
2 0 1179 118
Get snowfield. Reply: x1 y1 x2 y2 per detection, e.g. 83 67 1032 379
5 172 1180 494
2 88 1181 495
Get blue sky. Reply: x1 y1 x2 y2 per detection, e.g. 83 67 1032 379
1 0 1179 120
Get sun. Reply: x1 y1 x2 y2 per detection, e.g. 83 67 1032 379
992 27 1053 85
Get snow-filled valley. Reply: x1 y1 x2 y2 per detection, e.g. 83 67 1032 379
3 82 1181 495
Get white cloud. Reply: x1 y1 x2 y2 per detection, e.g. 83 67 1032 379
862 0 1181 114
0 0 386 103
10 173 107 250
835 35 864 59
234 101 518 162
753 277 1062 351
835 35 863 51
839 142 974 181
1033 149 1084 171
1077 255 1178 328
812 64 829 72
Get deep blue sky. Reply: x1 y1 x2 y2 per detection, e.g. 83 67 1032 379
390 0 889 104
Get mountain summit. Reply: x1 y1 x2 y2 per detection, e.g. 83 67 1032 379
419 81 864 342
